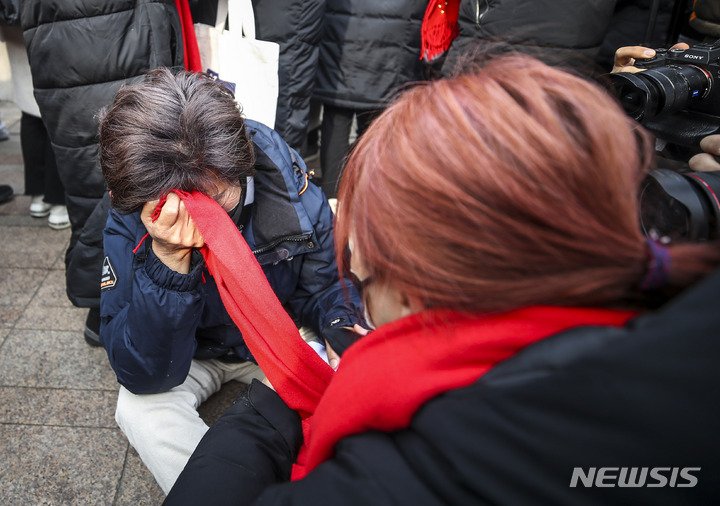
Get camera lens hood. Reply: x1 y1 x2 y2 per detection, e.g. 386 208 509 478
640 169 720 241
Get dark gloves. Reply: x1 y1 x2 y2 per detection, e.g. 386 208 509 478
321 317 363 356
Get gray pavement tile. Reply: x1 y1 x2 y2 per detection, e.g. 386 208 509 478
0 387 117 428
14 304 86 332
115 447 165 505
0 213 50 227
0 425 127 505
0 305 23 328
0 195 36 218
0 329 116 389
0 202 55 226
0 327 8 346
0 107 21 124
0 163 23 196
29 269 75 309
0 120 20 134
0 225 69 269
51 253 65 270
0 267 47 306
0 155 23 172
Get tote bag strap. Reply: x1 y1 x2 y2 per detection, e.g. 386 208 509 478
227 0 257 40
215 0 228 30
216 0 258 40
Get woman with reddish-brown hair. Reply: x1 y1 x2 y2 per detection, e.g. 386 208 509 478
165 54 720 505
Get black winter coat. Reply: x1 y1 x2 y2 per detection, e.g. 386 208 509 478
597 0 675 72
0 0 18 26
21 0 183 308
314 0 427 110
165 268 720 505
190 0 326 151
442 0 618 77
253 0 325 150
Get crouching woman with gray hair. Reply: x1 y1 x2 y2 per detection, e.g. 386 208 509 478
98 68 364 494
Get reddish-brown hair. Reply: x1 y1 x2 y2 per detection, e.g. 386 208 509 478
335 54 720 313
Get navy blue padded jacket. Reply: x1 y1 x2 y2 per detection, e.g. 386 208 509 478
99 121 361 394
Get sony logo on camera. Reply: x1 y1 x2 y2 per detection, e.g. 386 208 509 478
642 40 720 66
570 467 700 488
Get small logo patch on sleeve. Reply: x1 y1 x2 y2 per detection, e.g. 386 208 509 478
100 256 117 291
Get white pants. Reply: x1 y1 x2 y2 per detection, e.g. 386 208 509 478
115 358 264 494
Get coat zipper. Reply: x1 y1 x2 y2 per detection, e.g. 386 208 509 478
251 233 313 256
476 0 490 27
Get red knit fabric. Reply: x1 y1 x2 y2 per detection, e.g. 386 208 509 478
174 0 202 73
420 0 461 62
291 306 637 479
166 190 333 419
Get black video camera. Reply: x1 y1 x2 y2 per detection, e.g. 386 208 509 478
606 41 720 242
607 40 720 146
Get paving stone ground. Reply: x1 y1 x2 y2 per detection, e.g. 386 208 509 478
0 100 245 505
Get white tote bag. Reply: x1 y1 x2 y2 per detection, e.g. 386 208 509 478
194 0 279 128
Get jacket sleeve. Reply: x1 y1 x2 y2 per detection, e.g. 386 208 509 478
284 180 362 337
99 210 205 394
164 381 443 506
163 380 302 506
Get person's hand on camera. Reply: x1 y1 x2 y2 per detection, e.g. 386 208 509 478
141 192 205 274
689 135 720 172
612 43 690 73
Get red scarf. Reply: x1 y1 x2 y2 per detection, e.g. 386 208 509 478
420 0 461 62
160 191 636 479
164 191 333 419
174 0 202 73
292 306 636 478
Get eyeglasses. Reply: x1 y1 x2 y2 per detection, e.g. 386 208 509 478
348 270 376 330
349 271 374 296
209 184 242 212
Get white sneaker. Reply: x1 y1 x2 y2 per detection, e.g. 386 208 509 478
48 205 70 230
29 195 51 217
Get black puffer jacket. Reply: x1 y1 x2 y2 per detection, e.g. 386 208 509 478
21 0 183 308
165 267 720 505
442 0 618 76
314 0 427 110
0 0 18 26
253 0 325 151
190 0 326 152
597 0 675 72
